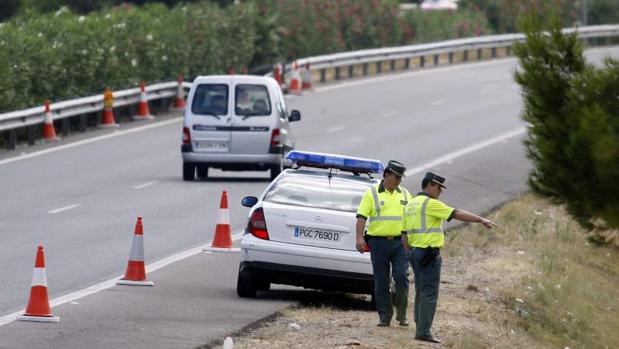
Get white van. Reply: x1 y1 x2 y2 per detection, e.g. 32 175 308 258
181 75 301 180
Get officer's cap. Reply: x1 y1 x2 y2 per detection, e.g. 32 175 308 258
423 172 446 189
385 160 406 178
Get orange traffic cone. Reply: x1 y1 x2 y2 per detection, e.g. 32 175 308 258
133 81 153 120
117 217 154 286
302 62 313 91
100 88 118 127
203 191 239 252
42 100 60 141
288 61 301 95
17 246 59 323
172 75 186 110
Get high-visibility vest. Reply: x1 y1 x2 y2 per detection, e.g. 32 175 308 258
357 183 409 237
403 193 454 248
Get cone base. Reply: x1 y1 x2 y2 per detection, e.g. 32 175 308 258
203 246 240 253
43 136 61 142
116 279 154 286
17 314 59 323
132 115 154 120
99 123 119 128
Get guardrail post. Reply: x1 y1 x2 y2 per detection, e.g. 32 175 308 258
505 46 511 56
420 56 425 68
61 118 69 136
335 67 341 80
390 60 396 71
448 52 453 64
404 58 410 70
81 114 88 132
27 126 35 145
492 47 497 58
464 50 468 62
7 130 17 150
320 68 326 83
477 48 483 60
376 61 382 74
348 65 354 79
362 63 368 76
434 55 439 66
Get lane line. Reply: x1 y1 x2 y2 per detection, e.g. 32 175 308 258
327 125 345 133
133 181 158 190
0 118 182 167
382 111 398 118
48 204 81 214
431 99 445 106
405 127 526 177
0 230 246 326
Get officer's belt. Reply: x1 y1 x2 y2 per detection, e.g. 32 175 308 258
367 235 400 240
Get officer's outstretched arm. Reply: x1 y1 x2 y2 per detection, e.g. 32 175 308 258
355 217 367 253
454 209 497 229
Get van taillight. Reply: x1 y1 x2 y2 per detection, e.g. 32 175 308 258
248 208 269 240
270 128 281 145
182 127 191 145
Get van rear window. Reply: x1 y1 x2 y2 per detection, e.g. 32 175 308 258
191 84 229 116
235 84 271 116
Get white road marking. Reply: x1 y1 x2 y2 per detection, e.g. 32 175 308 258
0 230 246 327
328 125 345 133
0 118 182 167
431 99 445 106
382 111 398 118
48 204 80 214
133 181 158 190
405 127 526 177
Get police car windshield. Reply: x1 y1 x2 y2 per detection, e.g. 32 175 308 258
264 174 372 212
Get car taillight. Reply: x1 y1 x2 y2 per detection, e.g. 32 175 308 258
248 208 269 240
270 128 281 146
182 127 191 145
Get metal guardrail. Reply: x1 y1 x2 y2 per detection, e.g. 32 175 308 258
1 25 618 150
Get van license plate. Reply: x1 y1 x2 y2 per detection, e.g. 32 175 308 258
294 227 341 243
195 140 227 151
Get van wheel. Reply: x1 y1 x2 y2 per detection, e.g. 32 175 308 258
237 269 257 298
270 165 281 180
183 163 195 181
197 165 209 179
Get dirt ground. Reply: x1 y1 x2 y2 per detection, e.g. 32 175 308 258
212 238 542 349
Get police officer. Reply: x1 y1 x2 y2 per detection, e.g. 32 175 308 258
356 160 411 327
404 172 496 343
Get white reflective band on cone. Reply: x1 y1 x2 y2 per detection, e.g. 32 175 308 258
217 208 230 224
31 268 48 287
129 235 144 261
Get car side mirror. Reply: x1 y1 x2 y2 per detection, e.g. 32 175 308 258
241 196 258 207
289 110 301 122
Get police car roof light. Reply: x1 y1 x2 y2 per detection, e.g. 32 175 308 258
286 150 384 173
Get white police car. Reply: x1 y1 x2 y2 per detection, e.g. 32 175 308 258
237 151 382 298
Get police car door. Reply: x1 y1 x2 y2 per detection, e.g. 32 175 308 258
230 82 274 155
187 79 231 154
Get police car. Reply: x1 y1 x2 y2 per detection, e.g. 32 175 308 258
237 151 382 298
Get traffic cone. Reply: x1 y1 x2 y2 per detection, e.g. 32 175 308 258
301 62 313 91
17 246 59 323
117 217 154 286
133 81 153 120
42 100 60 141
288 61 301 95
172 75 186 110
100 88 118 127
203 191 240 252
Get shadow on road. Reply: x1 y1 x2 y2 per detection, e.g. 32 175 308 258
256 289 374 311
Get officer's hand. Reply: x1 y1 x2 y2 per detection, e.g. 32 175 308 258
356 238 367 254
481 218 498 229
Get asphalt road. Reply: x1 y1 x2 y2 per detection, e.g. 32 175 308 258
0 46 617 348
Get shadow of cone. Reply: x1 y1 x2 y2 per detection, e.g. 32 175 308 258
42 100 60 142
17 246 60 323
133 81 154 120
203 191 240 252
117 217 154 286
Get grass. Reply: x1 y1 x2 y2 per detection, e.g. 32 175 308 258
446 194 619 349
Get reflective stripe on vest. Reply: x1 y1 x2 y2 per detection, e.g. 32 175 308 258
405 197 443 234
368 186 405 223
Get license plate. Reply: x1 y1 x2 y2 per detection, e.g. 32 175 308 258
194 140 227 151
293 226 341 243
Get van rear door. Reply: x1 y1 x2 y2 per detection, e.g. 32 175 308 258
230 83 275 155
188 82 231 153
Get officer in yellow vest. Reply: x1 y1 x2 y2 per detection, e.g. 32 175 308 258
356 160 411 327
404 172 496 343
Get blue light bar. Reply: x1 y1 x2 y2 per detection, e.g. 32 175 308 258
286 150 384 173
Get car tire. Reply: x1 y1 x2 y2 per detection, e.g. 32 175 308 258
183 163 195 181
270 165 281 180
236 268 257 298
197 165 209 179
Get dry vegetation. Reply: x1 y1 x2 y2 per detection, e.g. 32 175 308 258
213 194 618 349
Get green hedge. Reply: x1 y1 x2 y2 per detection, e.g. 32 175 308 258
0 1 493 113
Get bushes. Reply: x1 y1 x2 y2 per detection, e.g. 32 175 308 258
514 11 619 230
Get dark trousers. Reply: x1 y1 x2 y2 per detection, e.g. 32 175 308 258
410 247 442 337
369 237 409 324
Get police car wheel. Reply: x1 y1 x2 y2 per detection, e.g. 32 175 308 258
183 163 195 181
236 270 257 298
196 165 209 179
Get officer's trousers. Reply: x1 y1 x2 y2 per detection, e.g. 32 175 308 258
369 237 409 324
410 247 442 337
